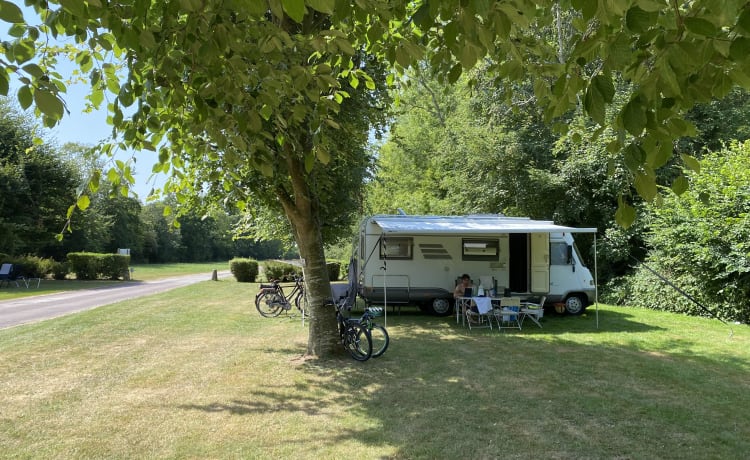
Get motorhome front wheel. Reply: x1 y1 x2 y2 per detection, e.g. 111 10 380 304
429 298 453 316
564 295 587 315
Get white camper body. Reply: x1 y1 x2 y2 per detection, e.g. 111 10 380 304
355 214 597 316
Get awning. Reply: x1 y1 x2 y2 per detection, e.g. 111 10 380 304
371 215 597 235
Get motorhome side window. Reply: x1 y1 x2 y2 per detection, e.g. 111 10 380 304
380 237 413 260
550 242 570 265
462 239 499 261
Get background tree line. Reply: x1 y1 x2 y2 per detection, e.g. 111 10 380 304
0 99 297 264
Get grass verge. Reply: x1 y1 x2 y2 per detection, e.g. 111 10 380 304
0 282 748 459
0 263 228 301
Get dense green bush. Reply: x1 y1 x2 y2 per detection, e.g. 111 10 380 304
1 255 55 278
51 261 69 280
620 143 750 323
229 258 259 282
326 261 341 281
67 252 131 280
261 261 302 281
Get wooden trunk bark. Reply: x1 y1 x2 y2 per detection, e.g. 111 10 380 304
277 153 341 358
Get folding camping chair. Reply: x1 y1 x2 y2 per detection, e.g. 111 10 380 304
521 296 546 328
493 297 522 331
0 264 22 288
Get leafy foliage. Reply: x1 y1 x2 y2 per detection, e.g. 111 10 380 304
0 100 79 258
619 142 750 323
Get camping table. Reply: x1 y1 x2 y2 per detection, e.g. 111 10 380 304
456 296 504 326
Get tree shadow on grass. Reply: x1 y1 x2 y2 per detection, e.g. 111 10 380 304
175 305 749 458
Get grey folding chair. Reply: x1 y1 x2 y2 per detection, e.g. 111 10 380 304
521 296 546 328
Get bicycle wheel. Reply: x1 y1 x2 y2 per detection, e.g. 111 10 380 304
294 291 309 318
255 290 284 317
344 323 372 361
360 323 389 358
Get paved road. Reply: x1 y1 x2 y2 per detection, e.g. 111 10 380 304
0 271 231 330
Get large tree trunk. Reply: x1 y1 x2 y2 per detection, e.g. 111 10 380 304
278 154 341 358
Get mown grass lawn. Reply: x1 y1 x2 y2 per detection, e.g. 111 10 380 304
0 280 748 459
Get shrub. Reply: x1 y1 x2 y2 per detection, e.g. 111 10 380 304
326 261 341 281
261 261 302 281
4 255 53 278
229 258 259 282
67 252 131 280
51 261 69 280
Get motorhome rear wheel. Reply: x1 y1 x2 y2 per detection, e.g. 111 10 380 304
429 298 453 316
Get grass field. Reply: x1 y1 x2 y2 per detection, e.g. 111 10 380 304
0 262 227 301
0 280 748 459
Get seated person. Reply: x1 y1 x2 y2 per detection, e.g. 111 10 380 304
454 274 479 321
453 274 473 298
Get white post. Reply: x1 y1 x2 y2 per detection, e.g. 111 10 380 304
594 234 599 329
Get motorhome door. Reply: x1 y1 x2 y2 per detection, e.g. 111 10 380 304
530 232 550 293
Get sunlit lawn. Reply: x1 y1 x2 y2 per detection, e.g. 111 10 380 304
0 280 748 459
0 262 229 301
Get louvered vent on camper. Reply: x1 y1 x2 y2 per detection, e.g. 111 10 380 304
419 243 452 259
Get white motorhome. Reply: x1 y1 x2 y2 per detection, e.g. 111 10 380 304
354 214 597 316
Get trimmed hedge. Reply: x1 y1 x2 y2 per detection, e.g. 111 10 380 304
67 252 131 280
229 258 259 282
261 261 303 282
326 261 341 281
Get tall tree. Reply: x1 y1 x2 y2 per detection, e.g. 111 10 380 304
0 99 79 258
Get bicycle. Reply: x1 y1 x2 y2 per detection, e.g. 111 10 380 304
255 276 308 318
353 307 389 358
333 301 372 361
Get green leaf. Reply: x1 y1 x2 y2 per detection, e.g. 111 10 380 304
634 172 657 202
622 100 646 136
624 143 646 171
459 44 478 70
17 85 32 109
671 175 689 195
584 83 606 125
626 6 657 33
730 37 750 62
447 64 462 84
34 90 64 120
615 199 637 229
571 0 598 20
684 17 717 37
647 139 672 169
592 74 615 102
681 153 701 173
737 8 750 35
76 194 91 211
315 146 331 164
282 0 306 23
260 104 273 121
0 0 25 23
307 0 334 14
0 71 9 96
